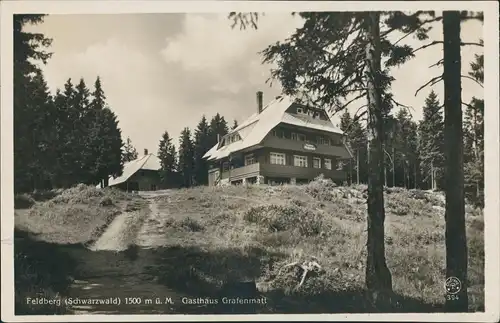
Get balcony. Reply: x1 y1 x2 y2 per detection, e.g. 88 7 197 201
221 162 345 182
221 162 260 181
260 163 346 181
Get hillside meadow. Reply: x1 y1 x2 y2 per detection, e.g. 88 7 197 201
13 178 484 313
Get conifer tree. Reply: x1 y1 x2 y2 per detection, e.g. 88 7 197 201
89 77 123 186
463 51 484 207
208 113 229 147
13 14 53 192
418 90 444 190
122 137 138 163
178 128 195 187
232 119 239 130
193 116 211 185
340 111 368 185
158 131 177 187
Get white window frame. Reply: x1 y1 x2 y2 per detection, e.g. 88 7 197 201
312 157 321 169
297 107 304 114
245 154 256 166
270 152 286 165
317 136 331 145
324 158 332 170
294 155 308 168
291 132 298 141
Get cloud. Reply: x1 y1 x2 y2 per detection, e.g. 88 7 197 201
160 13 303 93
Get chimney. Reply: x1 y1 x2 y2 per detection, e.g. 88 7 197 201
144 148 148 155
256 91 263 114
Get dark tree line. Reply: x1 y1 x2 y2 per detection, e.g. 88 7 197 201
14 15 124 192
339 58 484 209
156 114 232 188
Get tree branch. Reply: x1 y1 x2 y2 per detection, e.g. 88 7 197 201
332 92 366 116
461 75 484 88
390 16 443 45
411 41 444 54
415 74 444 96
461 42 484 47
390 98 415 118
429 58 444 68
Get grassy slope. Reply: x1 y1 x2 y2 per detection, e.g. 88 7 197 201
14 184 148 314
13 180 484 313
151 179 484 312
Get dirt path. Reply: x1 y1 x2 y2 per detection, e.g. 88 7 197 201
66 190 201 314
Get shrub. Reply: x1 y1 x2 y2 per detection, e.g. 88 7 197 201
243 205 324 236
178 217 205 232
14 194 35 209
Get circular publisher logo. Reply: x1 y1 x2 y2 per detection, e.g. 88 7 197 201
445 277 461 295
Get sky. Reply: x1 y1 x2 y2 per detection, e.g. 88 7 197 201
25 13 484 154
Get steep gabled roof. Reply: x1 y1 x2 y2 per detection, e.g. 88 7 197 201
203 96 346 161
104 154 161 187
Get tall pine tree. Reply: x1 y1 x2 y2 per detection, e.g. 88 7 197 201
13 15 53 192
178 128 195 187
193 116 211 185
418 90 444 190
158 131 177 187
208 113 229 147
463 52 484 207
340 111 368 185
89 77 123 186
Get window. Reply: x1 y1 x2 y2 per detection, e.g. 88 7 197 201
313 157 321 169
272 129 284 138
317 136 330 145
270 152 286 165
298 134 306 142
222 162 230 172
245 154 256 166
336 160 344 170
297 107 303 114
324 158 332 170
291 132 298 141
294 155 308 167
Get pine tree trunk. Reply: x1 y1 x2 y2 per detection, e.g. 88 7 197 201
414 162 417 189
443 11 468 312
350 158 353 186
357 149 360 185
384 152 387 187
392 147 395 187
431 162 435 190
364 12 393 308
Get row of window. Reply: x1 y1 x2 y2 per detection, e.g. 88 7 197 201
271 129 338 146
225 133 241 145
269 152 337 170
223 152 340 170
296 107 328 120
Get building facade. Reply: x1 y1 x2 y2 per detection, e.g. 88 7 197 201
104 149 162 192
204 92 353 186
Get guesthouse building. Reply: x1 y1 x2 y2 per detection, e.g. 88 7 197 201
203 92 353 186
